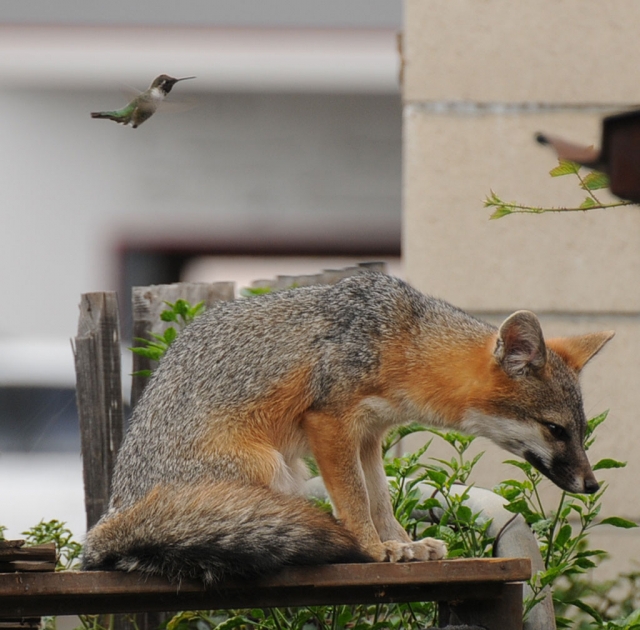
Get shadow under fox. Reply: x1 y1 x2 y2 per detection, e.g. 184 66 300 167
83 272 613 584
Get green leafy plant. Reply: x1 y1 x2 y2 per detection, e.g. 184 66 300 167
485 159 634 219
558 570 640 629
22 519 83 571
385 425 493 560
131 299 205 376
494 411 637 627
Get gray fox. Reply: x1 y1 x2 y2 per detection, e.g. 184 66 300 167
82 272 613 584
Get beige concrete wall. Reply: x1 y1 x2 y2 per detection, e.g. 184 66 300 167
403 0 640 577
404 0 640 104
404 109 640 312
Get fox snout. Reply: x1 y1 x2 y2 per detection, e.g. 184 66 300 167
524 448 599 495
464 411 601 495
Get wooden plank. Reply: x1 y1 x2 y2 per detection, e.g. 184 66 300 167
0 559 531 617
0 543 55 562
0 619 41 630
0 562 56 573
2 558 532 592
0 541 56 574
73 292 125 530
130 282 235 408
0 581 517 619
0 542 24 550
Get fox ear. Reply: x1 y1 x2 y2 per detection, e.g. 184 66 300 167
494 310 547 377
546 331 615 373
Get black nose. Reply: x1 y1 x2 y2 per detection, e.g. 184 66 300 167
584 478 600 494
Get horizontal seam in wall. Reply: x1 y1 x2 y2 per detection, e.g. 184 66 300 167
470 311 640 320
403 101 635 115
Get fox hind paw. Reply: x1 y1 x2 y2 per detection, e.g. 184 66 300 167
381 538 447 562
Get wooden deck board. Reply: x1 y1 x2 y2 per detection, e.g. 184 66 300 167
0 558 531 618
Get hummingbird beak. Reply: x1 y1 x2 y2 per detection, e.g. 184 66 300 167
175 76 196 82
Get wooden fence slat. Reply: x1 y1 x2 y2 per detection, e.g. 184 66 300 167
73 292 125 530
249 261 389 292
130 282 235 408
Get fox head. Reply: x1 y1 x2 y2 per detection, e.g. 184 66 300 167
461 311 614 495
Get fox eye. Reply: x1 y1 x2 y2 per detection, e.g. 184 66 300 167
546 423 568 440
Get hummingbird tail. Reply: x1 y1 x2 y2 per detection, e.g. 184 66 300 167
90 111 127 124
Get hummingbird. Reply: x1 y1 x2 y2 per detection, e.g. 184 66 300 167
91 74 196 128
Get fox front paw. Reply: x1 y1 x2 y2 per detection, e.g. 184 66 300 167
379 538 447 562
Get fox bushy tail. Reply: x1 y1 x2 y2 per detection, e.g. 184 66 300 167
82 480 371 584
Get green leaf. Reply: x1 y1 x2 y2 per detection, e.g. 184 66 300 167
189 301 206 318
555 523 573 547
484 190 501 206
240 287 273 297
160 310 178 322
588 410 609 430
573 556 597 569
215 616 252 630
131 369 152 378
454 505 473 524
581 170 609 190
163 326 178 345
172 299 190 317
130 346 164 361
489 206 513 220
579 197 597 209
575 548 608 559
425 469 447 487
568 599 603 623
418 498 442 511
503 459 534 474
538 565 565 588
549 159 581 177
593 458 627 471
445 548 468 558
600 516 638 529
586 410 609 448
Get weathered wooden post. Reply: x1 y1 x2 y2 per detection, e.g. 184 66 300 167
73 292 125 530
